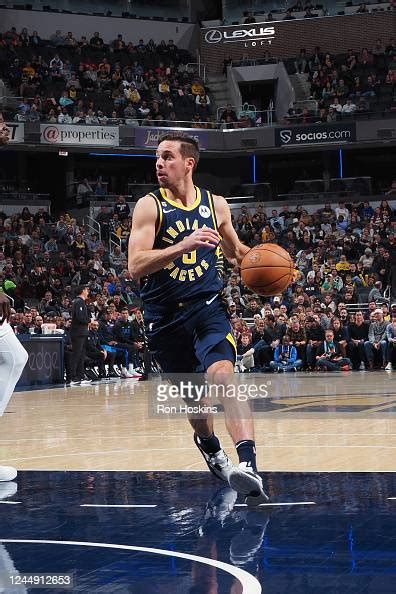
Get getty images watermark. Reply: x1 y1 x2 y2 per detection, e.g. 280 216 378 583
148 373 271 418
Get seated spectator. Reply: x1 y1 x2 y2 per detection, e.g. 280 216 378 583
270 335 302 372
235 332 255 372
86 319 117 379
348 310 369 370
244 12 256 24
364 309 388 370
316 329 351 371
356 3 369 13
58 107 72 124
330 317 348 357
386 315 396 370
368 281 384 304
90 32 104 49
286 316 307 363
305 316 325 369
342 99 357 114
283 9 296 20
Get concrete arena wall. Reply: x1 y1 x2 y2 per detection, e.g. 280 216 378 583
0 8 197 50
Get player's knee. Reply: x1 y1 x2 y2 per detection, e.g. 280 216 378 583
207 360 234 386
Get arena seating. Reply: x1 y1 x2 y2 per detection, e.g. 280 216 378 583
2 189 396 379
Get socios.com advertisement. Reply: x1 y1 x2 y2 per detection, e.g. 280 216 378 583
275 122 356 146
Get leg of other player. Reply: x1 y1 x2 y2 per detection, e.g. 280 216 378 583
0 327 28 482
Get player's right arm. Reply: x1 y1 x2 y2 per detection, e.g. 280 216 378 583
128 196 220 280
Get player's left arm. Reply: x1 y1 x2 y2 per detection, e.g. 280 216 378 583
213 194 250 266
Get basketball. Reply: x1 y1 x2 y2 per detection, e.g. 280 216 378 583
240 243 295 297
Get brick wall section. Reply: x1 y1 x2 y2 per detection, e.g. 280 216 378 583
200 13 396 73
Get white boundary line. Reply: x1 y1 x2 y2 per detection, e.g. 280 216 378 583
80 504 157 508
0 540 261 594
13 469 396 473
0 501 21 505
234 501 315 507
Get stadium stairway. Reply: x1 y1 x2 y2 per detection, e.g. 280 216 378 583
206 73 234 115
289 72 312 102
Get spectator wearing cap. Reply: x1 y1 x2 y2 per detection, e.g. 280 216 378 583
228 301 238 318
364 309 388 370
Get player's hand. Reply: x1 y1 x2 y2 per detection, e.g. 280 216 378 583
181 228 220 252
0 123 10 146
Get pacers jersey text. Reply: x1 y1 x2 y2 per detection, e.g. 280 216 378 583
140 186 224 305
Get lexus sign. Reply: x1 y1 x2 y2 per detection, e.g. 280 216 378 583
204 25 275 47
275 123 357 146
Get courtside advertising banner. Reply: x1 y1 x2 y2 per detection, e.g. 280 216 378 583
5 122 24 143
40 124 119 146
275 122 356 147
135 127 208 150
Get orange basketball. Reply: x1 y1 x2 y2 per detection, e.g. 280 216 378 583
240 243 295 297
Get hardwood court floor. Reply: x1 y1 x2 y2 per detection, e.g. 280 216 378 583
2 371 396 473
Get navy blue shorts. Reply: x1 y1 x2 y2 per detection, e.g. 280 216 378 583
144 295 236 373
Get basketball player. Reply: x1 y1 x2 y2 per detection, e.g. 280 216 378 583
128 134 268 504
0 293 28 482
0 118 28 486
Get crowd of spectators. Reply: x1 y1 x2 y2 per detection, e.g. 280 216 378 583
229 198 396 372
225 1 395 27
284 41 396 124
0 26 214 128
1 192 396 381
1 26 395 130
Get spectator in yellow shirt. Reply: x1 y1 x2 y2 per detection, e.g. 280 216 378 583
191 80 204 96
335 254 351 273
22 63 35 77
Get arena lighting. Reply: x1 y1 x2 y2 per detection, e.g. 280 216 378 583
88 153 156 157
339 148 343 178
251 154 256 183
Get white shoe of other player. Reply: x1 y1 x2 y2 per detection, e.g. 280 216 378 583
0 466 17 482
0 482 17 501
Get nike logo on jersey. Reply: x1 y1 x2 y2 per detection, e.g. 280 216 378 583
206 294 218 305
163 208 176 213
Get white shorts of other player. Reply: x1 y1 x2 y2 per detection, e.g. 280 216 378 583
0 322 29 417
0 322 28 483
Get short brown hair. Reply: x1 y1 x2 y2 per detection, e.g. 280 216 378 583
158 133 200 171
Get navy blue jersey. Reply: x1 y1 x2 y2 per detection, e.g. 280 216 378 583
140 186 224 305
